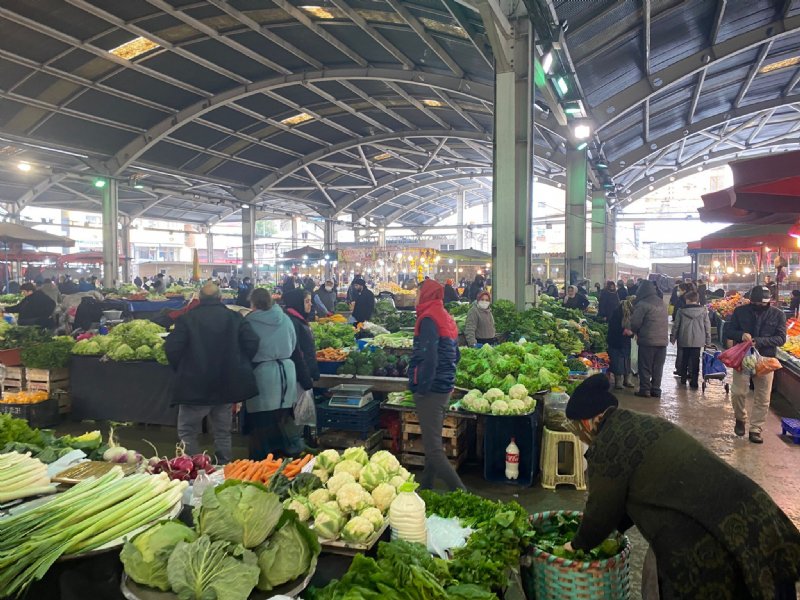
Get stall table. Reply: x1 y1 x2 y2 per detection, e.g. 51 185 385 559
69 356 177 425
315 374 408 393
124 299 186 320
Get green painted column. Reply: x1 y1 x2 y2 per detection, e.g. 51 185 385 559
590 191 607 285
101 178 119 289
565 147 588 286
491 18 532 308
606 209 617 282
242 205 256 280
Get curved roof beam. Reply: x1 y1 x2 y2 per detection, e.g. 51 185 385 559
352 171 493 220
246 130 491 195
610 93 800 175
593 14 800 132
105 68 493 175
385 183 487 225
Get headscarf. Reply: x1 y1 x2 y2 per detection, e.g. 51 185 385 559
283 288 309 322
414 279 458 338
477 290 491 302
565 374 619 420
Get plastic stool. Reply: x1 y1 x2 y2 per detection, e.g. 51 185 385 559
540 427 586 490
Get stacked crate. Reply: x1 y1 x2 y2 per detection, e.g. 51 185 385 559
2 367 71 414
2 366 25 393
400 411 468 470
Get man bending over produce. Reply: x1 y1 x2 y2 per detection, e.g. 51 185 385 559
563 374 800 599
165 282 259 463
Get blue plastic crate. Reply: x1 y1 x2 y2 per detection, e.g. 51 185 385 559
780 418 800 444
482 408 541 487
316 398 380 434
318 360 345 375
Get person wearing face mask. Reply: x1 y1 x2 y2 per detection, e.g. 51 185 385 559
313 279 337 316
725 285 786 444
464 291 496 347
563 374 800 599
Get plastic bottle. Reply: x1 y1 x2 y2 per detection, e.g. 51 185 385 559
505 437 520 480
191 469 211 505
388 483 427 544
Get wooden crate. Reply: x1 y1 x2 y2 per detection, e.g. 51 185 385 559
52 390 71 415
318 428 384 453
401 411 461 428
2 365 25 393
26 368 69 393
401 430 466 458
400 451 466 470
401 419 466 439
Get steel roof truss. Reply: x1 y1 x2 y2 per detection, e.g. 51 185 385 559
734 40 773 108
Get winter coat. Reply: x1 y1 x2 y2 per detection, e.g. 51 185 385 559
351 287 375 323
546 284 559 299
443 284 460 304
606 304 632 351
464 304 496 346
246 305 297 413
597 289 620 321
408 318 460 394
314 288 337 314
572 408 800 600
564 294 589 311
236 283 253 307
670 304 711 348
5 291 56 328
286 309 320 390
630 280 668 347
617 286 628 301
165 301 259 405
725 304 787 358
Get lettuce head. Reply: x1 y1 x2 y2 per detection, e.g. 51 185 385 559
120 521 197 591
255 511 320 591
195 480 282 548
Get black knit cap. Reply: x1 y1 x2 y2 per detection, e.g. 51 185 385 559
565 373 619 420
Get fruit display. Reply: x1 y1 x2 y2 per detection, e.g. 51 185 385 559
782 334 800 359
708 293 747 319
317 314 348 324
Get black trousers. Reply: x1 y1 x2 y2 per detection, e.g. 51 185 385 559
678 347 701 383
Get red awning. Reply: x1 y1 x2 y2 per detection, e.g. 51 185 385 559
0 251 60 262
690 224 799 251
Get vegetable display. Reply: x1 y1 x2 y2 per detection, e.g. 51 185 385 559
20 336 75 369
0 414 103 463
222 453 313 485
0 390 48 404
460 384 537 415
73 321 168 364
0 468 186 598
337 347 410 377
532 513 621 560
455 341 569 393
310 322 356 350
316 347 349 362
0 452 55 503
0 324 52 350
368 332 414 349
120 521 198 591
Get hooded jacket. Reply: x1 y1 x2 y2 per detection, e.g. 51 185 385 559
464 301 496 346
351 285 376 323
725 303 786 358
246 305 297 412
670 304 711 348
314 286 337 314
409 280 460 395
630 280 669 347
283 289 320 389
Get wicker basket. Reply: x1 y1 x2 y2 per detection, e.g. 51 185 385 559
527 511 631 600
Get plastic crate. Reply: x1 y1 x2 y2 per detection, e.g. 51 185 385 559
318 360 345 375
0 397 59 428
483 409 541 487
780 418 800 444
316 398 380 434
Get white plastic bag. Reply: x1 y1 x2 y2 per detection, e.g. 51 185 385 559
293 389 317 427
425 515 473 559
630 338 638 375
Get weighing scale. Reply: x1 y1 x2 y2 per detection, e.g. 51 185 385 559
328 384 374 409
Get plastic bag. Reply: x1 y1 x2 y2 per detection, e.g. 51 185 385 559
630 338 638 375
741 348 759 376
425 515 473 559
544 391 571 432
719 340 752 371
755 356 782 377
293 389 317 427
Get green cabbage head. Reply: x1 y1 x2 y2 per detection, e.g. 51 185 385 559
120 521 197 591
194 481 282 548
255 512 320 591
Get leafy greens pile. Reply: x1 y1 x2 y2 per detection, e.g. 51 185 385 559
20 336 75 369
455 341 569 393
0 324 52 350
0 414 103 463
72 321 168 364
310 322 356 350
532 512 621 561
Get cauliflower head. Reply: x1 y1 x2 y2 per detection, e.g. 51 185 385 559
333 459 363 479
491 399 509 415
359 507 384 531
341 446 369 466
483 388 505 402
508 383 528 400
316 449 340 473
371 482 397 513
311 467 329 484
285 497 311 522
325 472 355 495
368 450 401 475
336 482 372 513
358 462 388 491
507 398 526 414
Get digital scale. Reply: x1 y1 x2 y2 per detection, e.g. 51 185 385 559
328 384 374 408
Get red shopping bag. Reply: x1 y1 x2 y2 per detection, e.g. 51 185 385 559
718 340 752 371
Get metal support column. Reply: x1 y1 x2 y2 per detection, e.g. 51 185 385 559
101 178 119 289
242 205 256 280
291 217 298 250
206 231 214 264
491 18 532 308
456 190 465 250
605 209 617 282
590 192 607 285
119 216 131 284
323 219 336 279
565 147 588 286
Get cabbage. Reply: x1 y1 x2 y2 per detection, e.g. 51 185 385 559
120 521 197 591
359 507 384 531
341 516 375 543
483 388 505 402
195 481 282 548
326 472 355 495
316 449 340 472
358 462 389 491
508 383 528 400
255 512 320 591
333 459 363 479
72 339 102 356
167 535 260 600
341 446 369 466
107 343 135 361
135 345 154 360
371 482 397 513
490 399 509 415
336 482 372 513
314 504 345 539
369 450 401 475
308 488 332 509
285 497 311 522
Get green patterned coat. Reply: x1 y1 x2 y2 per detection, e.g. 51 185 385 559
572 408 800 599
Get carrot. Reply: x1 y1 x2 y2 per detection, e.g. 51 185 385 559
297 454 313 468
265 453 273 463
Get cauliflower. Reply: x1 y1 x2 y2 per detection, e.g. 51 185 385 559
508 383 528 400
336 482 372 513
463 395 490 413
333 459 363 480
326 472 355 495
359 507 384 531
316 449 340 473
369 450 401 475
397 467 411 482
491 399 509 415
311 467 329 484
522 396 537 412
358 463 388 491
463 389 483 401
483 388 505 402
285 497 311 521
308 488 332 509
341 516 375 542
371 482 397 513
314 505 344 540
388 475 407 489
507 398 526 414
341 446 369 466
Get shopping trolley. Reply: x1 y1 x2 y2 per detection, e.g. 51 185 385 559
702 347 729 394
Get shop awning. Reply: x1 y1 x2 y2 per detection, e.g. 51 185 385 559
689 223 799 251
281 245 325 261
0 222 75 247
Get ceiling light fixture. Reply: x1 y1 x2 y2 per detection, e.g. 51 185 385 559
300 6 336 19
93 179 106 189
241 204 249 209
421 99 444 107
576 142 588 150
373 152 392 161
541 51 553 74
281 112 313 126
573 124 591 139
109 36 160 60
17 162 31 172
555 76 569 96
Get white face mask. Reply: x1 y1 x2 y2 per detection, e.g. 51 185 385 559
477 300 490 310
325 285 333 292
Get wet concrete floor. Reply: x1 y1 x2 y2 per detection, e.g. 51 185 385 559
55 346 799 599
